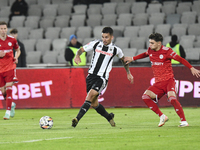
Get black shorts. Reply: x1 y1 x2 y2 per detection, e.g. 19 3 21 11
86 74 108 94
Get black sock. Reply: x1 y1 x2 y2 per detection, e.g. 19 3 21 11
94 104 112 121
76 100 91 121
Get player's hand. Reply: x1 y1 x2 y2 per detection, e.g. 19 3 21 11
0 51 5 57
74 55 81 65
191 67 200 78
13 57 18 64
124 57 133 64
127 73 134 84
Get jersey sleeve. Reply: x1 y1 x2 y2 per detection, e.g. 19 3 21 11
133 52 148 61
83 40 99 52
13 38 19 50
167 48 192 69
116 47 124 59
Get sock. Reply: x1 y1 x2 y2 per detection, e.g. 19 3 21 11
6 86 12 111
169 96 186 121
94 103 112 121
142 94 163 117
6 110 11 115
76 100 91 121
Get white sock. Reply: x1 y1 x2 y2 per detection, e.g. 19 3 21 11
11 102 15 107
6 110 11 115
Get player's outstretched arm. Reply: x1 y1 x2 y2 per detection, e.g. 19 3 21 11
124 56 133 64
74 47 85 65
121 57 134 84
190 67 200 78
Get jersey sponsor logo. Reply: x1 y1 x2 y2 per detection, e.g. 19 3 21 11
95 49 113 56
8 42 12 46
159 54 163 59
151 62 164 66
3 49 12 53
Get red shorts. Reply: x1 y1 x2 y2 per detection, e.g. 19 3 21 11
147 78 176 100
0 69 18 87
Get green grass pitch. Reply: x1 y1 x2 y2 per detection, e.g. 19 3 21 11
0 107 200 150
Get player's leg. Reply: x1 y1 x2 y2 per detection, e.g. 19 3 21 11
167 91 189 127
142 87 168 127
92 96 115 127
3 69 18 120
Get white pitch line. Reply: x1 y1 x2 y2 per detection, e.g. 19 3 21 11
0 137 72 144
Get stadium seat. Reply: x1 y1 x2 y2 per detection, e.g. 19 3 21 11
22 39 37 52
60 27 76 39
117 13 133 26
133 13 148 26
24 16 40 29
43 7 57 19
155 24 171 38
166 14 181 26
0 1 8 8
176 2 191 14
87 4 102 15
51 0 66 4
102 14 117 26
148 13 165 26
28 5 42 17
57 3 73 16
181 11 197 24
0 17 9 24
16 27 31 40
146 3 162 14
70 15 86 28
186 51 199 61
124 26 140 38
73 4 87 15
130 37 146 49
111 25 125 40
0 6 10 18
39 18 55 30
37 0 51 8
115 37 130 49
101 2 117 15
54 15 70 28
76 26 92 39
163 36 171 46
36 39 52 55
131 2 147 15
116 2 131 15
52 38 67 51
86 14 102 28
180 35 195 49
188 24 200 36
123 48 137 57
162 3 176 15
28 28 44 39
171 26 187 39
138 25 154 40
45 27 61 40
26 51 42 64
10 16 26 28
93 26 105 39
23 0 37 5
42 51 58 64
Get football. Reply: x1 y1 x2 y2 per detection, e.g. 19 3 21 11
39 116 53 129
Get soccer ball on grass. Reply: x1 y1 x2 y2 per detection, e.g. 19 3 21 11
39 116 53 129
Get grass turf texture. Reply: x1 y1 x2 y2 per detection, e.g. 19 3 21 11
0 107 200 150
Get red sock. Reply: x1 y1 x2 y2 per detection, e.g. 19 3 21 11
169 96 186 121
6 86 12 110
142 94 163 117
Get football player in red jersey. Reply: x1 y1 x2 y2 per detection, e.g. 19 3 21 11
125 33 200 127
0 21 21 120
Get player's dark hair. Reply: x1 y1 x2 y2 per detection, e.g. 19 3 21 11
10 28 18 34
149 33 163 42
102 27 113 36
0 21 8 27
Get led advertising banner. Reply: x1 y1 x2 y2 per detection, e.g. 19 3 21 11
0 66 199 109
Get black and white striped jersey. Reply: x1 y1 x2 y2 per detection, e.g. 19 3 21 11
83 39 124 80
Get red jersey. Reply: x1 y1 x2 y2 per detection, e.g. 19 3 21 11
0 35 19 73
133 45 192 83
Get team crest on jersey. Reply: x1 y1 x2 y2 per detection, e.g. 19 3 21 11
8 42 12 46
159 54 163 59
